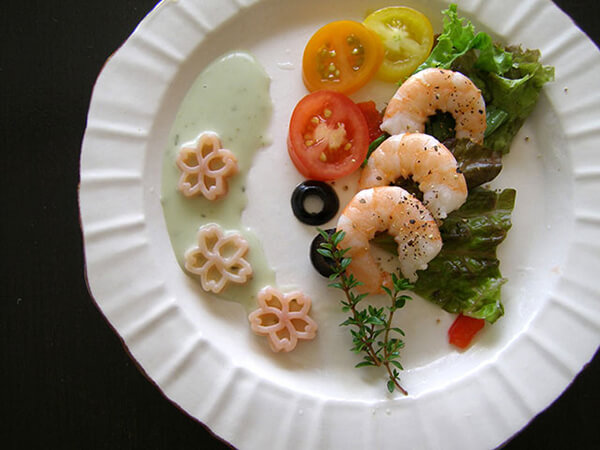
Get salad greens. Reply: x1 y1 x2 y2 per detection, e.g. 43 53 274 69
444 138 503 190
481 47 555 152
424 111 456 142
417 4 512 75
373 188 515 323
418 4 554 153
392 4 552 321
412 188 515 323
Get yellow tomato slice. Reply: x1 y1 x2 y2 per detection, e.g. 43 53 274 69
302 21 384 95
363 7 434 83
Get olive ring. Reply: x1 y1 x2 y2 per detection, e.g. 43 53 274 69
310 228 336 278
291 180 339 226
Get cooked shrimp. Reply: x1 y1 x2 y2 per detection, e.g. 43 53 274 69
381 68 486 144
336 186 442 293
360 133 467 219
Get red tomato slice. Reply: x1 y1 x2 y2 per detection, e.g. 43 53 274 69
448 314 485 349
356 101 383 142
288 91 369 181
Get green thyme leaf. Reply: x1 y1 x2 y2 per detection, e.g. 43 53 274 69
387 379 396 393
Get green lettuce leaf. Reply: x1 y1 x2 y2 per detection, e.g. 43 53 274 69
418 4 554 154
484 105 509 137
483 47 555 153
413 188 515 323
443 138 503 189
373 188 515 323
425 111 456 142
417 4 512 74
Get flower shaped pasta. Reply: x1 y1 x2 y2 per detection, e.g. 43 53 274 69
249 287 318 352
176 131 238 200
184 224 252 293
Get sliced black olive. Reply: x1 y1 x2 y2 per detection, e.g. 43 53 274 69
310 228 336 278
291 180 339 226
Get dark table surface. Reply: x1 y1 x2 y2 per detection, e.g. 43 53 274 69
3 1 599 449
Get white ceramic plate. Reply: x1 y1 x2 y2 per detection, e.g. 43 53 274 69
80 0 600 448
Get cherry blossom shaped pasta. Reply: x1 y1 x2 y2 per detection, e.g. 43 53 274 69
176 131 238 200
184 224 252 293
248 287 318 352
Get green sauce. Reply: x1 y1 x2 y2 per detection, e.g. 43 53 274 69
160 51 275 308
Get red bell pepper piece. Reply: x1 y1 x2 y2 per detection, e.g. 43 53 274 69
448 314 485 349
356 101 383 143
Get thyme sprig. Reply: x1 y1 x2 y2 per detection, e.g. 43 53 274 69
317 229 413 395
